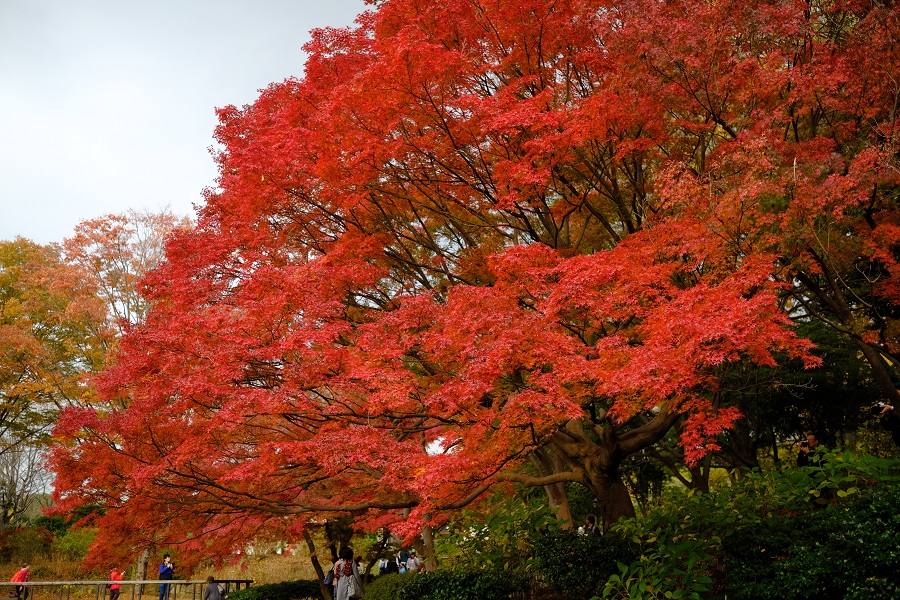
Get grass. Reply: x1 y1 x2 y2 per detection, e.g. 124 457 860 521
199 552 318 585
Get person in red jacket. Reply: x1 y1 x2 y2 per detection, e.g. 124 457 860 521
10 563 29 600
109 568 125 600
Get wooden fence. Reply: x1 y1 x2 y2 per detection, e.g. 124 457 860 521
0 580 254 600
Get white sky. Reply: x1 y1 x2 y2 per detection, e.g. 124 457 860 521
0 0 368 245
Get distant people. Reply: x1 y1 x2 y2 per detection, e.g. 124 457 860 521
879 404 900 447
797 433 824 468
203 577 223 600
109 567 124 600
333 547 362 600
584 515 601 536
384 557 399 574
10 563 29 600
406 550 421 573
158 554 174 600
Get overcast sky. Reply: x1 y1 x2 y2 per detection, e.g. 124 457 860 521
0 0 367 245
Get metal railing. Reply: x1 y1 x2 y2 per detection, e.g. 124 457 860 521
0 580 253 600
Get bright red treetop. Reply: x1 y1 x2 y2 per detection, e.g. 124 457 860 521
50 0 897 563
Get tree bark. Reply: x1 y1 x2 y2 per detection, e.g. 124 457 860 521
421 524 437 572
854 339 900 404
549 408 680 530
529 449 573 529
584 463 636 529
135 547 150 598
303 529 332 600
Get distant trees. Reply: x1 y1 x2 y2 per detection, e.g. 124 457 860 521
0 238 111 434
62 209 191 332
0 210 188 535
0 238 110 531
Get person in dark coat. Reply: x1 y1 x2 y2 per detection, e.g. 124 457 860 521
879 404 900 447
203 577 223 600
158 555 174 600
584 515 601 536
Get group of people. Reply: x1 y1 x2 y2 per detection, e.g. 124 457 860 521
7 562 123 600
378 549 423 575
4 554 225 600
323 547 426 600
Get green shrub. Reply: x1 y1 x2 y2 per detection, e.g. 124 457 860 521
435 491 559 576
2 527 54 563
363 573 414 600
533 530 635 598
226 580 321 600
601 537 714 600
51 527 96 561
398 569 527 600
723 489 900 599
601 453 900 599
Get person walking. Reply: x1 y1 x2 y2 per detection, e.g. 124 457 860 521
203 577 223 600
10 563 29 600
333 547 362 600
109 567 124 600
158 555 174 600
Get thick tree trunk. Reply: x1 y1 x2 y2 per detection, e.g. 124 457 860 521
549 410 679 530
135 547 150 598
545 481 574 529
585 462 636 530
688 453 712 493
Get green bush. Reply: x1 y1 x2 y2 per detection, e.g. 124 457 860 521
435 491 559 576
2 527 54 563
601 453 900 599
226 580 322 600
398 569 527 600
723 490 900 599
363 573 415 600
533 530 635 598
51 527 96 561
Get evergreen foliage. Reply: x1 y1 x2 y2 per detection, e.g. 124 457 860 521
532 530 635 598
226 580 321 600
398 569 527 600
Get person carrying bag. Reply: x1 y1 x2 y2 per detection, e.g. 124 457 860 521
333 548 364 600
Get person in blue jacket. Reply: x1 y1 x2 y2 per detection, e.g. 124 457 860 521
158 554 174 600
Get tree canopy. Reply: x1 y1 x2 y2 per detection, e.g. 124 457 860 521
49 0 899 564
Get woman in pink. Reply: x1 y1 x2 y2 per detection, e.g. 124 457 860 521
10 563 29 600
109 568 124 600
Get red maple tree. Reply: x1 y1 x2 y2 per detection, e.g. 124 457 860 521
50 0 897 565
